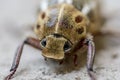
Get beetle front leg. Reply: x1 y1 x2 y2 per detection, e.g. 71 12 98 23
4 37 42 80
85 35 96 80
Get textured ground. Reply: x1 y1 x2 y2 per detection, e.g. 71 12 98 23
0 0 120 80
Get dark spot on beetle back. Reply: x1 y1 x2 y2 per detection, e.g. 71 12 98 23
75 15 83 23
41 12 46 19
36 24 40 29
76 27 84 34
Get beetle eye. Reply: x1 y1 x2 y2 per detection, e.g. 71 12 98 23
64 41 71 52
40 39 46 47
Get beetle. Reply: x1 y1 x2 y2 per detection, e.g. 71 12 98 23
5 1 102 80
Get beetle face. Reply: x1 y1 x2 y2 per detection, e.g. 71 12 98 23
40 34 72 59
34 4 88 60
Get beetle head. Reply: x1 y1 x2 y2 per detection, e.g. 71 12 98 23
40 34 72 60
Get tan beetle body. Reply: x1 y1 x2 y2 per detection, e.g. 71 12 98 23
34 3 100 60
5 2 101 80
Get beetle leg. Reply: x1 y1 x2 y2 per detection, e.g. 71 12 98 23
4 37 42 80
73 54 78 66
85 35 96 80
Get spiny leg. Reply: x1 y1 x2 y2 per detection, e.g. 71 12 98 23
4 37 42 80
85 35 96 80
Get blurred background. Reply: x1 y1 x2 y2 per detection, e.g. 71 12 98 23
0 0 120 80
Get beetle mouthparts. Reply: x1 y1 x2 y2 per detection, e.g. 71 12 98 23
42 49 65 60
40 34 72 59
